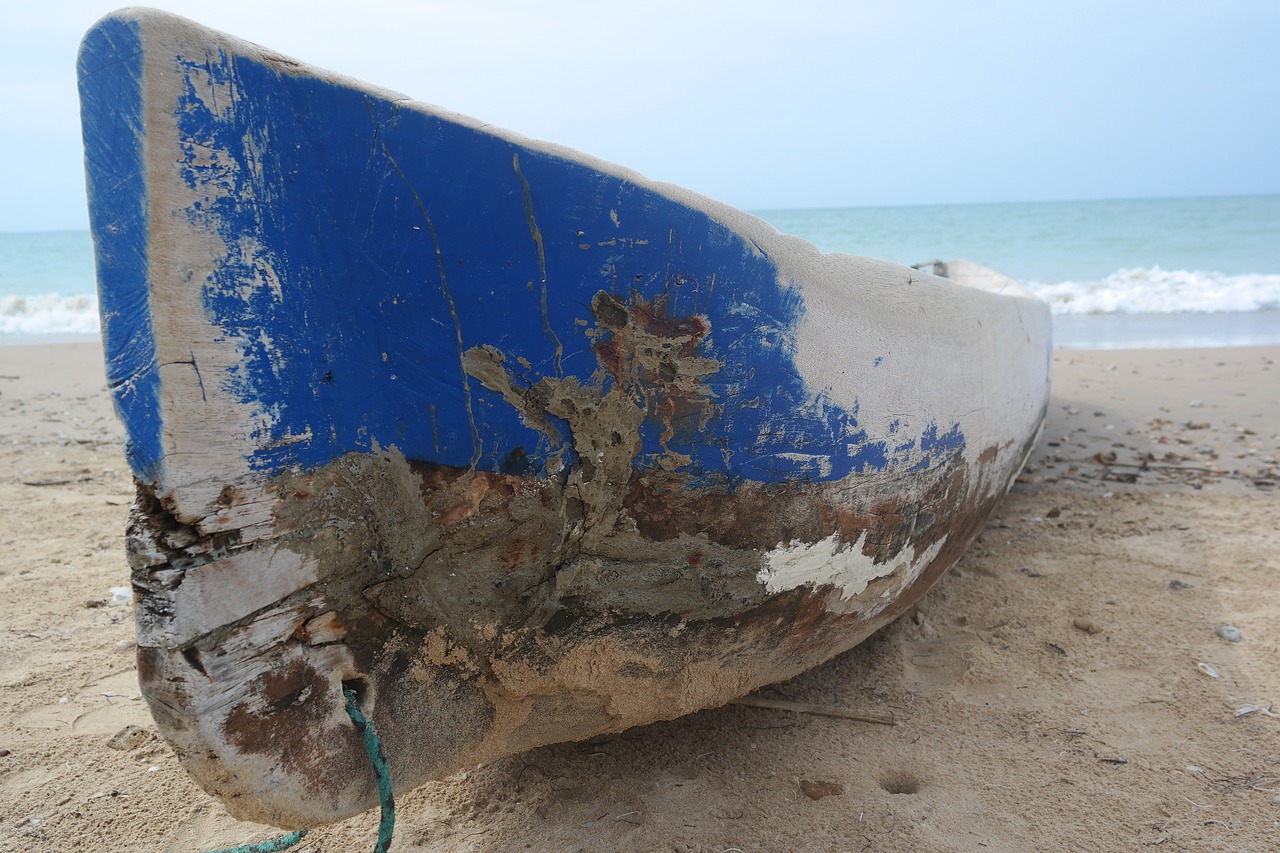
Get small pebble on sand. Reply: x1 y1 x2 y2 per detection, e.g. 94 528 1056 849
1073 618 1104 635
1215 625 1243 643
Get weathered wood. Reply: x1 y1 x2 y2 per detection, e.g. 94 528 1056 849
79 8 1050 828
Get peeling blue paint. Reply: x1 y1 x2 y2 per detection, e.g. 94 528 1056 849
910 423 967 471
81 19 966 488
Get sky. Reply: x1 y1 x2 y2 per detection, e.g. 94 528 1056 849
4 0 1279 232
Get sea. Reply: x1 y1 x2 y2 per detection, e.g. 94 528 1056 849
2 194 1277 349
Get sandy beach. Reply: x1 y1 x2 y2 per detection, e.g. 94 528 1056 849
1 341 1277 852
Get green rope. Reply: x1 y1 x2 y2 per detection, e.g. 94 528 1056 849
197 685 395 853
343 686 396 853
199 832 308 853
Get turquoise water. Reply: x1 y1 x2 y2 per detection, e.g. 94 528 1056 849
755 194 1280 285
3 195 1278 346
0 229 96 297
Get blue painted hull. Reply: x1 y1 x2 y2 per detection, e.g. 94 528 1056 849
79 9 1050 828
83 20 954 490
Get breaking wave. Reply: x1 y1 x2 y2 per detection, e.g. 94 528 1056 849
1028 267 1280 315
0 293 100 335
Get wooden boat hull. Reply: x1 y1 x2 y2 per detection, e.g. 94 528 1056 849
79 9 1051 827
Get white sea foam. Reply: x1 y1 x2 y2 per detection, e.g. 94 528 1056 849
0 293 101 335
1028 268 1280 315
3 269 1279 340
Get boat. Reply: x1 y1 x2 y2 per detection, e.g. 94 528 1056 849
78 8 1051 828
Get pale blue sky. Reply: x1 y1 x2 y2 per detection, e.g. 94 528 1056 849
5 0 1278 232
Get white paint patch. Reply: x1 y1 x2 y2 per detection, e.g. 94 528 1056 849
774 452 833 478
757 532 948 602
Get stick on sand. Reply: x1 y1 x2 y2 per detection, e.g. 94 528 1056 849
729 696 896 726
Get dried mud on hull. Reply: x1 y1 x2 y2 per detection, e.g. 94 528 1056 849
129 428 1031 827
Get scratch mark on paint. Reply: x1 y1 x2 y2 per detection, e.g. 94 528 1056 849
188 349 207 403
512 153 563 377
429 403 440 455
203 52 220 114
380 143 481 466
165 351 208 403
